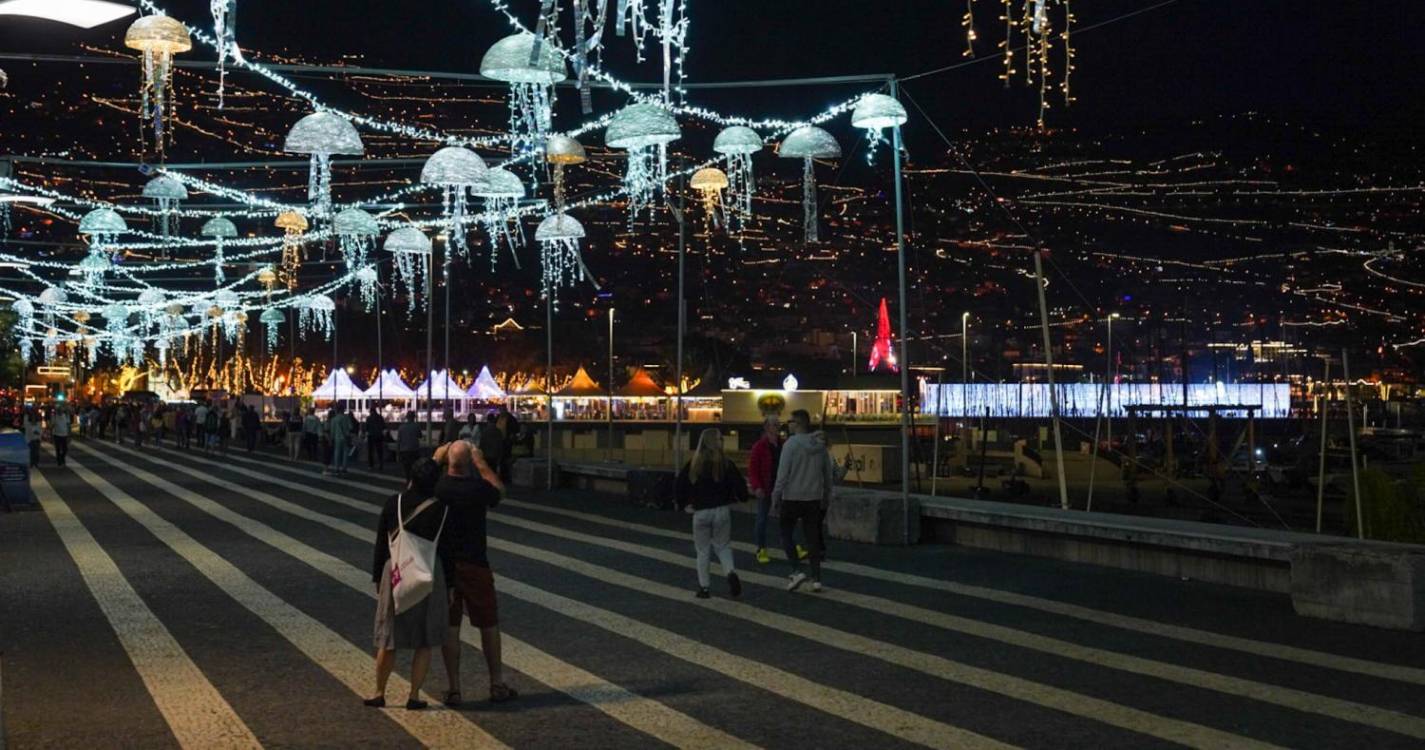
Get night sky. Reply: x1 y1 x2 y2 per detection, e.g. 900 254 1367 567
2 0 1422 146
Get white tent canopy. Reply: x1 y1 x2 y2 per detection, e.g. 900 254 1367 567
363 369 417 401
466 365 506 400
413 369 468 402
311 368 366 401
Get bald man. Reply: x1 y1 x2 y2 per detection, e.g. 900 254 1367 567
433 441 516 705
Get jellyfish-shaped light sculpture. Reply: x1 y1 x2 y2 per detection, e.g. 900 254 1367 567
137 288 165 332
284 112 363 218
78 208 128 286
37 287 66 326
275 211 309 290
473 167 526 269
255 265 280 302
333 208 379 274
354 266 379 311
712 126 762 230
43 329 58 363
690 167 729 230
201 216 238 285
383 226 432 313
160 302 186 344
480 33 567 170
214 288 242 342
545 134 586 214
534 213 587 307
142 174 188 238
125 14 191 161
259 307 286 350
102 303 131 359
300 294 335 340
606 103 680 220
850 93 908 163
779 126 841 243
210 0 240 108
11 298 33 361
420 147 487 262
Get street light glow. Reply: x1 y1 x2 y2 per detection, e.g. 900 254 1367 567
0 0 135 29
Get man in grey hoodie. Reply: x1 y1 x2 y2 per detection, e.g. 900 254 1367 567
771 409 836 592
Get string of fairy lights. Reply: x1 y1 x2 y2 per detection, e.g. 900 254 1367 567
3 0 941 374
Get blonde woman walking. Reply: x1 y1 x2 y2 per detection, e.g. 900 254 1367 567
675 428 749 599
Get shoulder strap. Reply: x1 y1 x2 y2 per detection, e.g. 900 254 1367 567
397 493 439 533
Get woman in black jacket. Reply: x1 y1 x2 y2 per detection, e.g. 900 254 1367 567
676 428 749 599
367 458 447 710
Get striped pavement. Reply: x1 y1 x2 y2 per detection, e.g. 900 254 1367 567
1 437 1423 748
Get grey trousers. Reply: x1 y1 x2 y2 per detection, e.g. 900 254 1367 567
692 505 735 589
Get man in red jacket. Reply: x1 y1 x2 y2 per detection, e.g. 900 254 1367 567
748 416 804 564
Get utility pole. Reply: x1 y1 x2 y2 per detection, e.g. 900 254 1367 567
607 306 615 462
1033 249 1070 511
1342 349 1364 539
1315 358 1330 533
891 77 913 543
674 172 687 472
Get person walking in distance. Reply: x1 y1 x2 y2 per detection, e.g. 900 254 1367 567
366 458 448 711
434 440 517 706
365 405 387 472
51 402 71 467
23 407 40 468
771 409 835 593
328 403 354 475
676 428 748 599
397 411 422 480
302 407 321 461
748 416 807 565
285 410 303 461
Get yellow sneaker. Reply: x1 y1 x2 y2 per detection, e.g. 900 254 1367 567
797 545 810 560
756 548 771 565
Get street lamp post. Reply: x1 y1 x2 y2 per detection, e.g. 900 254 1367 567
851 331 857 376
961 312 970 384
607 306 615 462
1107 313 1119 448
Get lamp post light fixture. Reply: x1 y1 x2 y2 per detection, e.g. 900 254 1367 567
0 0 134 28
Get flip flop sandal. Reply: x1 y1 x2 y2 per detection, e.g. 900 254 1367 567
489 684 519 703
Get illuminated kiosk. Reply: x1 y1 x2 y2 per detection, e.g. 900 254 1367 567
613 368 669 421
553 366 605 421
311 368 366 415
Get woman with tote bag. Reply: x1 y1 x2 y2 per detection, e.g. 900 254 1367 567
367 458 449 710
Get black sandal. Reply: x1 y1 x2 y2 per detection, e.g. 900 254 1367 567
362 696 386 708
405 699 428 711
489 683 519 703
442 690 463 707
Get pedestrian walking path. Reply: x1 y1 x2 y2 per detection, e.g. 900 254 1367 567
4 437 1425 749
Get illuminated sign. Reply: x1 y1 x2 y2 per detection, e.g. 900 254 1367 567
921 383 1292 419
726 377 750 390
782 374 799 392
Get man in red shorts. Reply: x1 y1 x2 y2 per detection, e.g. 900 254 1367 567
434 440 517 705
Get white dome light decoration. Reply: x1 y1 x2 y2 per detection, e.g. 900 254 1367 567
354 266 379 311
299 294 336 340
136 287 165 333
78 207 128 286
141 174 188 238
284 111 363 218
690 167 729 229
201 215 238 285
606 103 681 220
213 287 244 343
712 126 763 231
332 207 379 276
101 303 133 361
534 213 587 307
545 134 586 215
37 286 66 327
11 298 33 361
420 146 487 262
778 126 841 243
259 307 286 350
850 93 908 162
383 225 432 313
480 33 567 173
472 166 526 269
124 14 191 162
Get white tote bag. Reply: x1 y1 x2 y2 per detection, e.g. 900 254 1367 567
388 493 448 615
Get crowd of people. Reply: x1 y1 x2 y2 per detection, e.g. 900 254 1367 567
17 394 845 714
